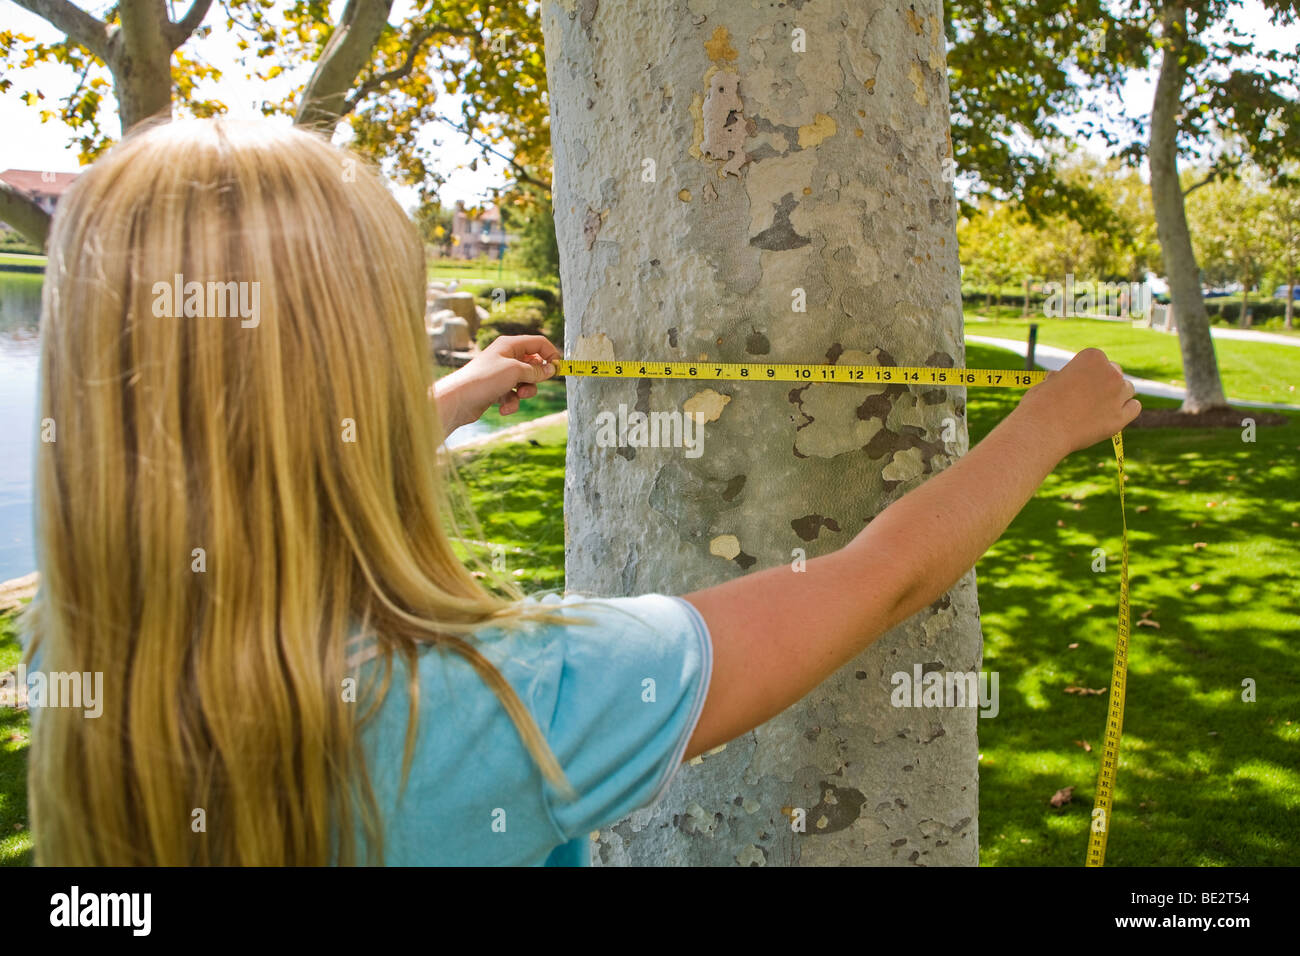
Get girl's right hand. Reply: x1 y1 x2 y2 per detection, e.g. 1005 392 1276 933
1015 347 1141 458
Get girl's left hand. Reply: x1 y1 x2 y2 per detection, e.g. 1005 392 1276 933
433 334 562 433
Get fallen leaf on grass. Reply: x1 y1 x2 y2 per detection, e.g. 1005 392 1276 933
1135 505 1149 513
1067 642 1079 650
1190 582 1202 592
1074 740 1092 752
1050 786 1075 808
1064 686 1107 696
1192 541 1207 549
1136 609 1161 629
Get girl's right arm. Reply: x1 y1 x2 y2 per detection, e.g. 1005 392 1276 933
681 347 1140 758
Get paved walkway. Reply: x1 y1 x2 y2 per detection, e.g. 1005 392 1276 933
1208 327 1300 347
966 335 1299 411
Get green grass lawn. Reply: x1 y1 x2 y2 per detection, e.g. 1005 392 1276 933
965 312 1300 406
0 253 46 268
0 611 31 865
963 343 1300 865
450 420 568 596
428 256 532 288
3 343 1294 866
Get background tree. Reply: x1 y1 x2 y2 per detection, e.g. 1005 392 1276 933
1132 1 1299 410
544 1 979 866
957 202 1033 306
414 198 455 257
506 186 560 283
1187 171 1274 325
0 0 554 245
1263 176 1300 329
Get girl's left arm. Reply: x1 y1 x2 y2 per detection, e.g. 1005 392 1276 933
432 334 562 434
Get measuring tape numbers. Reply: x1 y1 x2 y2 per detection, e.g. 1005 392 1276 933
556 357 1131 866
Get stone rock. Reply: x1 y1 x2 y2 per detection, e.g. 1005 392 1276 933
432 291 480 336
430 314 471 352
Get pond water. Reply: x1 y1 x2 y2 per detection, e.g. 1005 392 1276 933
0 273 510 583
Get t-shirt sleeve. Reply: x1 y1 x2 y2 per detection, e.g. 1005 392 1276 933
536 593 713 840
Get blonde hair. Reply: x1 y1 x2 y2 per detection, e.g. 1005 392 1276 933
26 117 570 865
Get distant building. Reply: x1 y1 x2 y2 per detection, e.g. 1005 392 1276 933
0 169 80 226
449 200 509 259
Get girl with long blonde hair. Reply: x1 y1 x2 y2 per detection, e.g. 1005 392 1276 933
25 117 1137 866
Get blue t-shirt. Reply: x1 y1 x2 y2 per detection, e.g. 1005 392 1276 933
357 592 713 866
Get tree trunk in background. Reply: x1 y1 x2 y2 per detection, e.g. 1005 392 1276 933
114 0 177 131
1149 5 1228 412
1286 263 1295 330
542 0 979 866
1239 288 1251 329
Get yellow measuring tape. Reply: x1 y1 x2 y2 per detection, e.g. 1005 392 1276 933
556 358 1131 866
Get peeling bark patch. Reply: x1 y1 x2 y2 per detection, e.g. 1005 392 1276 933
855 384 907 421
649 462 737 538
790 514 842 541
734 550 757 570
745 329 771 354
704 25 737 62
683 388 730 422
750 193 810 250
804 783 866 835
701 69 749 178
635 377 652 415
575 332 616 360
710 534 741 560
583 206 606 249
576 0 597 40
924 350 955 368
791 382 885 458
865 424 938 462
908 62 929 106
735 844 767 867
797 112 837 148
721 474 746 501
667 326 678 348
883 444 925 481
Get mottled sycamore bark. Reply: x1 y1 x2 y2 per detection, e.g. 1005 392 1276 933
543 0 979 865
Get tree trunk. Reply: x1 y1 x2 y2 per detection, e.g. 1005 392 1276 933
1239 288 1250 329
113 0 178 131
294 0 395 131
1023 277 1031 316
1286 262 1295 331
1148 5 1228 412
543 0 979 866
0 182 52 250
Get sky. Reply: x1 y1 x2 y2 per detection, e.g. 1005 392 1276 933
1 0 1298 211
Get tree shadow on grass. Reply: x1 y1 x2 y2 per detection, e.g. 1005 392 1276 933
967 365 1299 865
